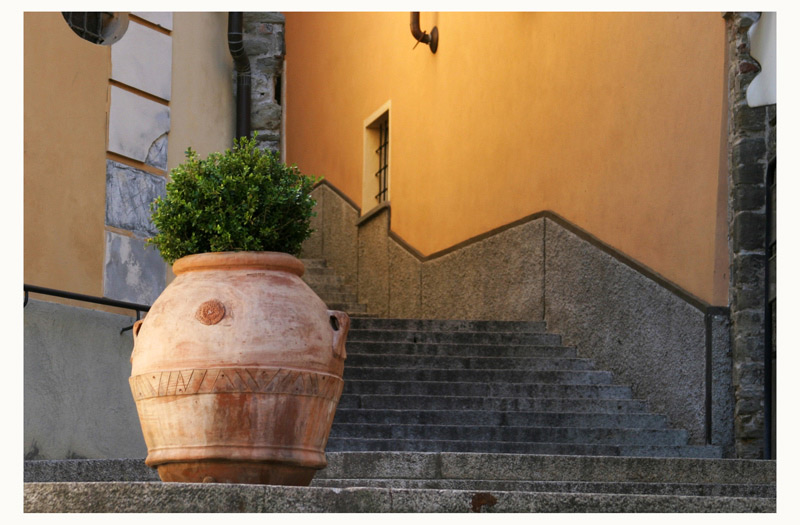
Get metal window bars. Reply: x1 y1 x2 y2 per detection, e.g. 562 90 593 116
62 12 113 44
374 118 389 203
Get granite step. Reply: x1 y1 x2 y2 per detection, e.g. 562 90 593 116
349 318 548 333
344 341 578 358
342 379 634 398
343 354 594 370
347 329 562 345
342 367 614 384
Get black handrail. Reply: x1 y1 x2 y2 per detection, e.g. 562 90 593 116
24 284 151 334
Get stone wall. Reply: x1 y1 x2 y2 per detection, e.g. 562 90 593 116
300 182 733 451
244 12 285 153
724 12 776 459
24 300 147 460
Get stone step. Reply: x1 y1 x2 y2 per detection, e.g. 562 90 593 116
344 353 593 370
301 271 344 286
316 292 359 304
323 439 721 457
326 302 368 314
332 408 670 429
350 318 548 333
342 367 614 384
345 341 578 358
310 478 776 498
306 283 358 297
22 481 774 512
337 394 650 413
347 329 562 345
327 423 688 446
300 258 329 269
342 380 634 398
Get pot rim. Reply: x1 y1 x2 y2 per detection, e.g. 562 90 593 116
172 251 304 277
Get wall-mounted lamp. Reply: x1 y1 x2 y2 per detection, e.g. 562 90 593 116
410 12 438 54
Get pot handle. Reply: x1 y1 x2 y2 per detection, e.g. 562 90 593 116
327 310 350 360
130 319 144 363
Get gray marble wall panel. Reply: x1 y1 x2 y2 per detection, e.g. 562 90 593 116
421 219 544 321
105 160 166 238
24 299 147 460
103 231 166 305
543 218 707 444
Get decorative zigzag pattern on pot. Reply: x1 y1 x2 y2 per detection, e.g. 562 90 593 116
129 367 344 401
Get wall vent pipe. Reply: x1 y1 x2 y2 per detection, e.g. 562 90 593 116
228 12 251 141
410 12 438 53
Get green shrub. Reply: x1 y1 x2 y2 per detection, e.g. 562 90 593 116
147 135 318 264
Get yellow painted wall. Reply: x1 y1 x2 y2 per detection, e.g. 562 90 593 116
284 12 728 305
24 12 110 295
25 12 235 299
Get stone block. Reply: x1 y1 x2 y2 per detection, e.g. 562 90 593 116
543 218 706 444
108 86 170 164
421 219 544 321
731 310 764 340
251 101 282 131
111 21 172 100
709 311 734 456
731 138 767 171
103 231 166 305
733 361 764 388
105 160 166 237
731 184 765 212
732 211 766 251
145 134 168 171
732 105 767 135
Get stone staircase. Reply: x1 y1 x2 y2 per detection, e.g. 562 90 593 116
22 259 776 512
326 317 721 458
301 258 369 316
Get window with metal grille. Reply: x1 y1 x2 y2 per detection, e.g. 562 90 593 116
374 117 389 203
362 103 390 213
62 12 129 46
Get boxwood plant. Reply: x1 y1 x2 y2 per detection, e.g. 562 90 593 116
147 135 318 264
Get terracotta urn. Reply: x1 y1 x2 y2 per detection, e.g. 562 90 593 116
129 251 349 485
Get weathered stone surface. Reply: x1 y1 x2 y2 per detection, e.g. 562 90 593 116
388 238 421 318
320 184 359 287
103 231 166 305
251 101 282 131
25 459 157 483
300 186 324 258
105 160 166 237
358 208 390 317
732 211 766 250
731 139 767 171
543 218 706 444
709 311 734 457
145 134 168 171
24 300 147 461
108 86 170 163
421 219 544 321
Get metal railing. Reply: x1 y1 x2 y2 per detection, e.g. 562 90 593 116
24 284 150 334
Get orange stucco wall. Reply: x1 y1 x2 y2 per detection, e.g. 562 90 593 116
24 12 110 295
284 12 728 305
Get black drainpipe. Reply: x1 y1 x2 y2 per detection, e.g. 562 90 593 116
228 12 251 141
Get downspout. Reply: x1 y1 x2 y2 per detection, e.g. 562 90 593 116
228 12 251 141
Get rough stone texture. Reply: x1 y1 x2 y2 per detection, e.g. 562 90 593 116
243 12 284 151
725 11 775 458
105 160 166 238
103 231 166 305
421 219 544 321
388 238 422 317
358 209 390 317
543 218 706 445
299 185 325 258
24 299 147 461
25 459 158 483
23 482 775 513
710 311 735 458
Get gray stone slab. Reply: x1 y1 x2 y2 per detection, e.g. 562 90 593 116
25 458 157 482
358 207 390 316
24 300 147 460
105 159 166 237
388 238 422 317
103 231 166 305
543 218 707 444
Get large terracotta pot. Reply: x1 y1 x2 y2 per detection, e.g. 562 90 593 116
129 251 349 485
